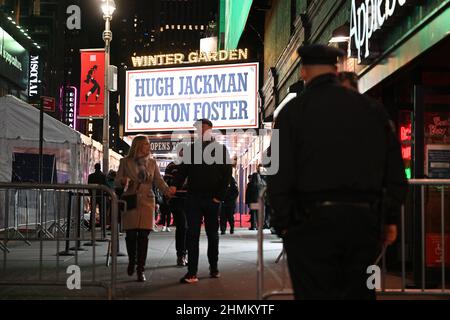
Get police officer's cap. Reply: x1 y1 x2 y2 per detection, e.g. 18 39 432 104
297 44 345 65
193 118 213 128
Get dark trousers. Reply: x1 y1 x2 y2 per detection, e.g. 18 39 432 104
284 204 380 300
170 197 187 257
220 205 235 232
185 194 221 275
158 200 172 227
125 229 150 271
249 208 258 229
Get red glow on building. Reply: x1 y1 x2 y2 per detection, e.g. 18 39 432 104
400 123 412 161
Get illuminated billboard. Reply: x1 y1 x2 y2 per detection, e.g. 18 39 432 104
125 62 259 132
0 26 29 89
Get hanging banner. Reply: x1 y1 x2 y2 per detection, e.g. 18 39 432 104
125 62 259 132
79 49 105 118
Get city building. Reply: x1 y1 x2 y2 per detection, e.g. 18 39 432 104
0 3 38 100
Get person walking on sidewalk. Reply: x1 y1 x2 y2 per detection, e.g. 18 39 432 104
172 119 232 284
88 163 108 230
245 171 262 230
115 135 173 282
220 176 239 235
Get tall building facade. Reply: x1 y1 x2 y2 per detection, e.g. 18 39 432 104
114 0 218 69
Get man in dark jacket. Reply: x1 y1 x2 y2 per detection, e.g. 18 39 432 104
172 119 232 283
220 176 239 234
88 163 108 229
245 173 260 230
267 44 407 300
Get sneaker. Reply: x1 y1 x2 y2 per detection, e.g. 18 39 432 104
165 227 171 232
220 230 226 235
161 226 167 232
209 268 220 278
180 273 198 284
230 229 234 234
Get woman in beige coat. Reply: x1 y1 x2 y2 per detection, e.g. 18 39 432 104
115 135 172 282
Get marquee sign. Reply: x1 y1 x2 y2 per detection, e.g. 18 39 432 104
149 139 179 154
349 0 407 63
132 49 248 68
125 62 259 132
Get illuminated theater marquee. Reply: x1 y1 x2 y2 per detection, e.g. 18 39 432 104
125 63 258 132
131 48 248 68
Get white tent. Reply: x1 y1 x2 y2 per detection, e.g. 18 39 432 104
0 95 81 183
0 95 122 183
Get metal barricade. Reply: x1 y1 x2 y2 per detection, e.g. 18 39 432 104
257 180 450 300
378 179 450 297
0 183 119 300
256 187 294 300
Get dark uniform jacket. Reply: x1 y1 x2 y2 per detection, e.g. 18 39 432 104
88 170 107 198
173 139 232 201
88 170 107 185
267 73 407 232
245 173 262 205
223 176 239 207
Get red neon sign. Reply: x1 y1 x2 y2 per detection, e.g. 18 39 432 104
400 124 411 142
400 123 412 161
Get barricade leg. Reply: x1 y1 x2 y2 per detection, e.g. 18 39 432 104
9 189 31 245
59 191 74 256
0 242 9 253
275 246 285 264
70 192 86 252
84 191 100 247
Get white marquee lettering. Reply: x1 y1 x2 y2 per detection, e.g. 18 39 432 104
349 0 407 63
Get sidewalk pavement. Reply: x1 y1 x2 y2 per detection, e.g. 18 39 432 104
1 227 449 300
0 227 293 300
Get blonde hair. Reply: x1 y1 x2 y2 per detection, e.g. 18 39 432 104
127 135 150 159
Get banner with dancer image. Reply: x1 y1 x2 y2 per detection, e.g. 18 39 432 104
79 49 105 118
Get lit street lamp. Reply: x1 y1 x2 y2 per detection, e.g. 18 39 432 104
101 0 116 174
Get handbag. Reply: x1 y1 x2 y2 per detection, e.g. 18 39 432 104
120 182 140 211
121 193 137 210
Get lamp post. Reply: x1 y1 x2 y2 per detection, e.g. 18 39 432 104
101 0 115 174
